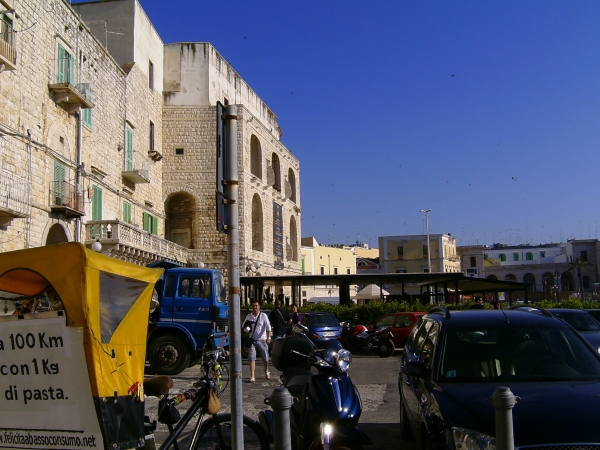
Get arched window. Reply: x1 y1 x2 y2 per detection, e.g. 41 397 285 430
486 275 498 280
287 168 297 203
271 153 281 192
252 194 263 251
523 273 536 292
46 223 68 245
504 274 517 282
289 216 298 261
165 192 195 248
250 135 262 179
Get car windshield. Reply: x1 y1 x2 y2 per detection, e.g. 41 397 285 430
438 326 600 382
552 312 600 332
310 314 340 327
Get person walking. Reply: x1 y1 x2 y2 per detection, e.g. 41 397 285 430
470 296 485 309
242 300 272 382
269 298 292 340
291 304 301 326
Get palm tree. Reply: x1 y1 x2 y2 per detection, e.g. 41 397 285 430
568 257 590 298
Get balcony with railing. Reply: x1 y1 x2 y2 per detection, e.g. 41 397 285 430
48 55 94 112
122 154 150 184
49 180 84 218
85 220 188 265
0 168 29 225
0 16 16 71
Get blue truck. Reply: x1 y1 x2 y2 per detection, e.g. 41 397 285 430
146 260 229 375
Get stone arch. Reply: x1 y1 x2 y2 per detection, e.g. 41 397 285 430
523 273 536 292
250 135 262 179
486 274 498 280
271 153 281 192
504 273 517 282
165 191 196 248
289 215 298 261
44 222 70 245
561 271 574 291
252 194 263 251
45 121 72 160
287 168 297 203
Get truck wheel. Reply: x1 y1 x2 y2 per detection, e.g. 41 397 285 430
149 334 190 375
187 352 202 368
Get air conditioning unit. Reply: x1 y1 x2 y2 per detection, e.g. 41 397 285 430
466 268 479 277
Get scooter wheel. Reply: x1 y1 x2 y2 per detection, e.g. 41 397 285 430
308 437 364 450
376 339 395 358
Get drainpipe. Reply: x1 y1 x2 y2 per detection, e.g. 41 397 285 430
75 108 82 242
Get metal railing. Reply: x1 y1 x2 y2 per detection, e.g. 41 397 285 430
85 220 188 263
48 57 94 102
49 180 84 213
123 154 150 182
0 18 16 66
0 168 29 217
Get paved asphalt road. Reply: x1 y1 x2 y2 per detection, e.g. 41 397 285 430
145 350 418 449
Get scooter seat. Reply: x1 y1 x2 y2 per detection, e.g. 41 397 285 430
282 367 312 390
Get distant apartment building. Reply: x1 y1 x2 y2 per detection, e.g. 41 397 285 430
0 0 301 274
458 239 599 299
379 234 461 274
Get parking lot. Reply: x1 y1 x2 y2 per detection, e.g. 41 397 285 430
145 351 416 449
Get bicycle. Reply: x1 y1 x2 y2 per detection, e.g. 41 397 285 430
198 334 230 396
143 362 269 450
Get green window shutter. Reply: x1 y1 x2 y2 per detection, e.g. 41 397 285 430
57 44 67 84
126 126 134 171
82 109 92 128
142 212 149 232
68 52 74 84
123 201 131 224
92 186 102 220
53 162 66 202
151 216 158 235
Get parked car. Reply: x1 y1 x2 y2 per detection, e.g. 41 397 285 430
512 306 600 352
295 312 342 347
584 309 600 324
371 312 425 348
399 307 600 450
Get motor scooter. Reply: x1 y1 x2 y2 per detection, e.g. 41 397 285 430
339 322 395 358
258 324 371 450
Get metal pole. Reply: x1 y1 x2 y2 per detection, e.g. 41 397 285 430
269 388 293 450
225 105 243 449
491 387 517 450
75 108 82 242
420 209 432 273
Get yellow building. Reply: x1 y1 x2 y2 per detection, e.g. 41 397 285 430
379 234 461 274
300 237 357 304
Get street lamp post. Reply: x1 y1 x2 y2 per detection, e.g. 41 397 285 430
420 209 432 273
554 268 561 302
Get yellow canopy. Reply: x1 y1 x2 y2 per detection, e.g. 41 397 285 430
0 242 163 397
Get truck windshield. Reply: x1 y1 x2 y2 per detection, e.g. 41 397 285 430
215 272 227 304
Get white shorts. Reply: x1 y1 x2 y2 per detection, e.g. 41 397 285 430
248 339 269 361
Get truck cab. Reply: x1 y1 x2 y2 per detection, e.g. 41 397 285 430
147 261 229 375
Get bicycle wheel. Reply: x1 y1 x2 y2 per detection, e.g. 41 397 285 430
194 413 269 450
200 363 230 396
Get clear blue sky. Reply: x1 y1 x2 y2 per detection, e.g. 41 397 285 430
127 1 600 248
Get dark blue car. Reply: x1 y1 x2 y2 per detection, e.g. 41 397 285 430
399 308 600 450
296 312 342 347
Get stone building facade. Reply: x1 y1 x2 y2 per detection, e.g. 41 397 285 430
379 234 461 274
0 0 301 273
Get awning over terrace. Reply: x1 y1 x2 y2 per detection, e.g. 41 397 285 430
240 272 529 306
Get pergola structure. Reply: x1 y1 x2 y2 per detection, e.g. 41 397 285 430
240 273 529 306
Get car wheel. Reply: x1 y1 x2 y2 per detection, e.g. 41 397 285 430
148 334 191 375
376 339 395 358
399 400 415 441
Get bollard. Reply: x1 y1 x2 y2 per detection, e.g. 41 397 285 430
270 387 294 450
491 387 517 450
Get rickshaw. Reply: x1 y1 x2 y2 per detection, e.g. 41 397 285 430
0 242 163 450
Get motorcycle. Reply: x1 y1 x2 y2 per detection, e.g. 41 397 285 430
258 324 371 450
339 321 395 358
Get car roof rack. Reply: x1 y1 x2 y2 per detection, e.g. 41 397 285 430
428 306 451 320
508 305 553 317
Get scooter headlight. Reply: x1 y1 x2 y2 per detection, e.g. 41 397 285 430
336 349 352 373
452 427 496 450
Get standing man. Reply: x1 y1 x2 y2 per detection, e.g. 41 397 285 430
242 300 272 382
470 296 485 309
269 298 292 340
